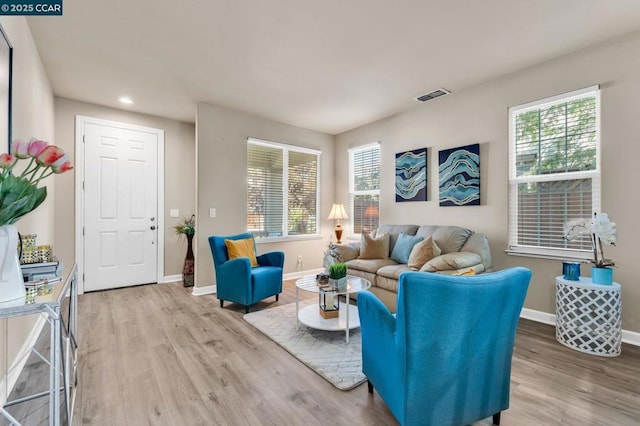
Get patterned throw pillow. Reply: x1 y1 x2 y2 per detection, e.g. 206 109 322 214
359 232 390 259
224 237 259 267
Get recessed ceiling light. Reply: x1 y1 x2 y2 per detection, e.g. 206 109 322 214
118 96 134 105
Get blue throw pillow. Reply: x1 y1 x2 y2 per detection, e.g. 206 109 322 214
390 233 424 264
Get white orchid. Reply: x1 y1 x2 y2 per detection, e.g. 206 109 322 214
564 212 616 268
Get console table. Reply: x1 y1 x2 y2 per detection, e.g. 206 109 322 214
0 263 78 425
555 275 622 357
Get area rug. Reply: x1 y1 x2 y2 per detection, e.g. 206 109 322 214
243 301 366 390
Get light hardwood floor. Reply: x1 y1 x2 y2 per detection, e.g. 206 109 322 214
4 279 640 425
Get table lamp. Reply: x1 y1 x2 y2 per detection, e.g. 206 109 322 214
328 202 348 243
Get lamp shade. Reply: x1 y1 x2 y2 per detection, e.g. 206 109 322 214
328 203 348 220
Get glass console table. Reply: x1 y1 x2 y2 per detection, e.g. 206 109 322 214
0 263 78 425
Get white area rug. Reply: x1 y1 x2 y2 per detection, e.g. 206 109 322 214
243 301 366 391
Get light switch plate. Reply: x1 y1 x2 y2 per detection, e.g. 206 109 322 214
170 209 179 218
209 208 217 218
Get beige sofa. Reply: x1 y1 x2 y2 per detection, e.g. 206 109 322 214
330 224 493 312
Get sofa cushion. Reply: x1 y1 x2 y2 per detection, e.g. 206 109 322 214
375 225 419 255
407 236 441 270
376 274 402 294
377 264 414 280
346 258 397 274
359 232 390 259
416 225 473 254
435 264 486 276
390 233 424 264
420 252 482 272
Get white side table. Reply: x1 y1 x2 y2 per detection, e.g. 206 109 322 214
555 276 622 357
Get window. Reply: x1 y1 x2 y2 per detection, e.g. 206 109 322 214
349 143 380 235
247 138 320 239
508 86 600 259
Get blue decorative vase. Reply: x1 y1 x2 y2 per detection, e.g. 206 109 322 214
562 262 581 281
591 266 613 285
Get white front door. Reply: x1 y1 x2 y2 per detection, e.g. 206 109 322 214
81 118 162 291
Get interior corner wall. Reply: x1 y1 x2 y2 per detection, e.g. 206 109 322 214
335 31 640 333
195 103 335 288
53 97 196 279
0 16 55 391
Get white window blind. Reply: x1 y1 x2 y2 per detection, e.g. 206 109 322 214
349 143 380 235
508 86 600 259
247 138 320 239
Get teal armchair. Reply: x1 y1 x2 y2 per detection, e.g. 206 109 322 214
208 233 284 313
357 267 531 426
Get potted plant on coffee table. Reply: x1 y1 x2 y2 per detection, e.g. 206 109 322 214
328 262 348 290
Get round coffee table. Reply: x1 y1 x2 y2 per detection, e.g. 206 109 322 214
295 275 371 343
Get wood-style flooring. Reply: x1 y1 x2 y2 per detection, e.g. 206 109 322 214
4 279 640 425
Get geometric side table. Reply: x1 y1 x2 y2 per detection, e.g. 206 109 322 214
555 276 622 357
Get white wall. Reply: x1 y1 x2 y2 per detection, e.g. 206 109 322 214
195 103 335 287
0 16 55 389
336 32 640 333
53 98 196 278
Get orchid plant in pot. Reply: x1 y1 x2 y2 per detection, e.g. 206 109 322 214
0 138 73 306
563 212 617 285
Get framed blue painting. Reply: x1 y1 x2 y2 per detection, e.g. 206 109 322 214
395 148 427 202
438 143 480 206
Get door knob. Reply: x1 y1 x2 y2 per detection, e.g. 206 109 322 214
150 225 156 230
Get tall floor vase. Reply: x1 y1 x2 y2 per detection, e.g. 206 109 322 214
183 234 195 287
0 224 26 307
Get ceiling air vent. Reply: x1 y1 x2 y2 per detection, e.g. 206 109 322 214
415 88 450 102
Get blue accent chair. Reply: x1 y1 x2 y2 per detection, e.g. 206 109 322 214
208 233 284 314
357 267 531 426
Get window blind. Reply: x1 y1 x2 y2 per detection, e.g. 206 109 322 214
247 138 320 239
508 86 600 258
349 143 380 235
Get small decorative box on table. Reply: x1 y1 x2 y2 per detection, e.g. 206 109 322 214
555 276 622 357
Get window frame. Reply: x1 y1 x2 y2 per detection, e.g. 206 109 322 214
348 142 381 237
247 137 322 243
507 85 601 261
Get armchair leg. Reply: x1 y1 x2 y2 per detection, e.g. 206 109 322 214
245 306 250 314
492 412 501 425
367 380 374 394
276 294 279 302
220 300 224 308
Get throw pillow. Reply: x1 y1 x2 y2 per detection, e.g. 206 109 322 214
407 236 441 269
390 233 424 264
420 252 482 272
359 232 390 259
225 237 259 267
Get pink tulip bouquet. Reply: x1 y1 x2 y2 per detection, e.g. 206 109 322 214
0 138 73 225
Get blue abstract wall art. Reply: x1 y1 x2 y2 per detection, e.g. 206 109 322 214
395 148 427 202
438 143 480 206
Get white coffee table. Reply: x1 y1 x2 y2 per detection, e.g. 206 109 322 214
295 275 371 343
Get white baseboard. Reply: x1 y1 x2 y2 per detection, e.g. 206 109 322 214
162 274 182 283
0 315 47 404
520 307 640 347
283 268 324 281
192 285 216 296
520 308 556 326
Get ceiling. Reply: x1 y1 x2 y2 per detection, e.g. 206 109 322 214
26 1 640 135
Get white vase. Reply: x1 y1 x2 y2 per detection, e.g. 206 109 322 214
0 224 26 307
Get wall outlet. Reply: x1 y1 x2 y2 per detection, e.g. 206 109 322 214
297 255 303 263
